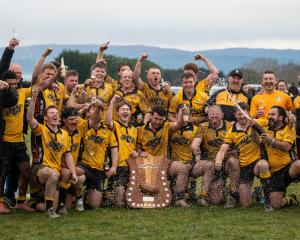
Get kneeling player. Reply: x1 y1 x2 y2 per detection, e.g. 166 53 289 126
215 103 272 211
27 86 77 218
106 96 139 207
77 99 118 209
191 105 239 207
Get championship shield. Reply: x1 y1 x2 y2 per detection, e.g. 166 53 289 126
126 155 172 208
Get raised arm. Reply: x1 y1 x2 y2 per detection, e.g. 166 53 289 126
67 84 89 110
170 108 184 132
31 48 53 84
132 53 147 90
26 85 40 129
0 38 19 76
96 42 109 63
195 53 219 87
105 94 120 129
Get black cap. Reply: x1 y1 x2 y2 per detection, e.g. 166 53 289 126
228 69 243 79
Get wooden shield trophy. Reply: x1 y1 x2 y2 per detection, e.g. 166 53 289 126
126 155 172 208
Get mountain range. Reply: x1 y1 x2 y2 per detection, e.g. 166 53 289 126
1 44 300 79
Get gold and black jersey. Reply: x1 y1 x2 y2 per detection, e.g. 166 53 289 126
206 88 249 122
114 87 151 118
42 82 67 112
197 121 232 162
141 82 173 110
33 123 71 173
113 120 137 167
137 121 170 157
294 96 300 138
3 87 31 142
263 125 296 173
78 119 118 171
105 75 119 91
169 89 208 125
195 78 210 94
224 123 261 167
66 129 82 166
250 90 294 119
170 123 198 163
85 83 114 118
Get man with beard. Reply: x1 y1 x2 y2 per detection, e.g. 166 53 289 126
191 105 239 207
133 53 173 110
261 106 300 209
0 71 35 213
215 103 273 211
106 97 139 207
0 78 18 213
250 70 294 119
27 86 77 218
206 69 249 122
169 72 208 126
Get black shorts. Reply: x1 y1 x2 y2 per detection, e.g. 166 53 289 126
296 137 300 160
270 164 294 193
3 141 30 164
114 166 130 187
240 160 258 184
77 162 105 192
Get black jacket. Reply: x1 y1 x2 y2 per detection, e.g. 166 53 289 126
0 47 14 78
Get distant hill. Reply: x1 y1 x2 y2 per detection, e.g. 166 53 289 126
1 44 300 79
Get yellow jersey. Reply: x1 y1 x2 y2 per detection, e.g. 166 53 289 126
141 82 173 110
250 90 294 119
3 88 31 142
207 88 249 122
197 121 232 162
112 120 137 167
224 123 262 167
33 123 71 173
170 123 198 163
42 82 67 112
137 121 170 157
78 119 118 170
263 125 296 173
169 89 208 125
114 88 151 118
293 96 300 138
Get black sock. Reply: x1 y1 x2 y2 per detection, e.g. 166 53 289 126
231 191 239 202
260 177 272 205
46 200 53 210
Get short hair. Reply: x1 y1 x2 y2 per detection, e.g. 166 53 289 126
277 80 287 85
50 61 60 69
116 100 132 112
271 106 287 119
118 63 131 72
61 107 79 119
41 63 57 72
91 62 107 71
44 105 58 117
1 70 17 81
208 105 223 114
234 102 249 113
183 63 199 75
152 106 167 117
65 70 79 79
181 71 196 81
263 70 276 76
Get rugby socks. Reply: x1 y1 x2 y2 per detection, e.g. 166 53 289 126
16 196 26 204
230 191 239 202
45 200 53 210
200 190 208 198
259 171 272 205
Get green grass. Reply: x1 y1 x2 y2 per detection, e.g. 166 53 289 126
1 183 300 240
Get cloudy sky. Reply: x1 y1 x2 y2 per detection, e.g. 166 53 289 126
1 0 299 50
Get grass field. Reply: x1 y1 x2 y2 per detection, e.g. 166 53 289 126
1 183 300 240
1 133 297 239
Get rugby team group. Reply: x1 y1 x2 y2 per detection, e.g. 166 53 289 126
0 38 299 218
